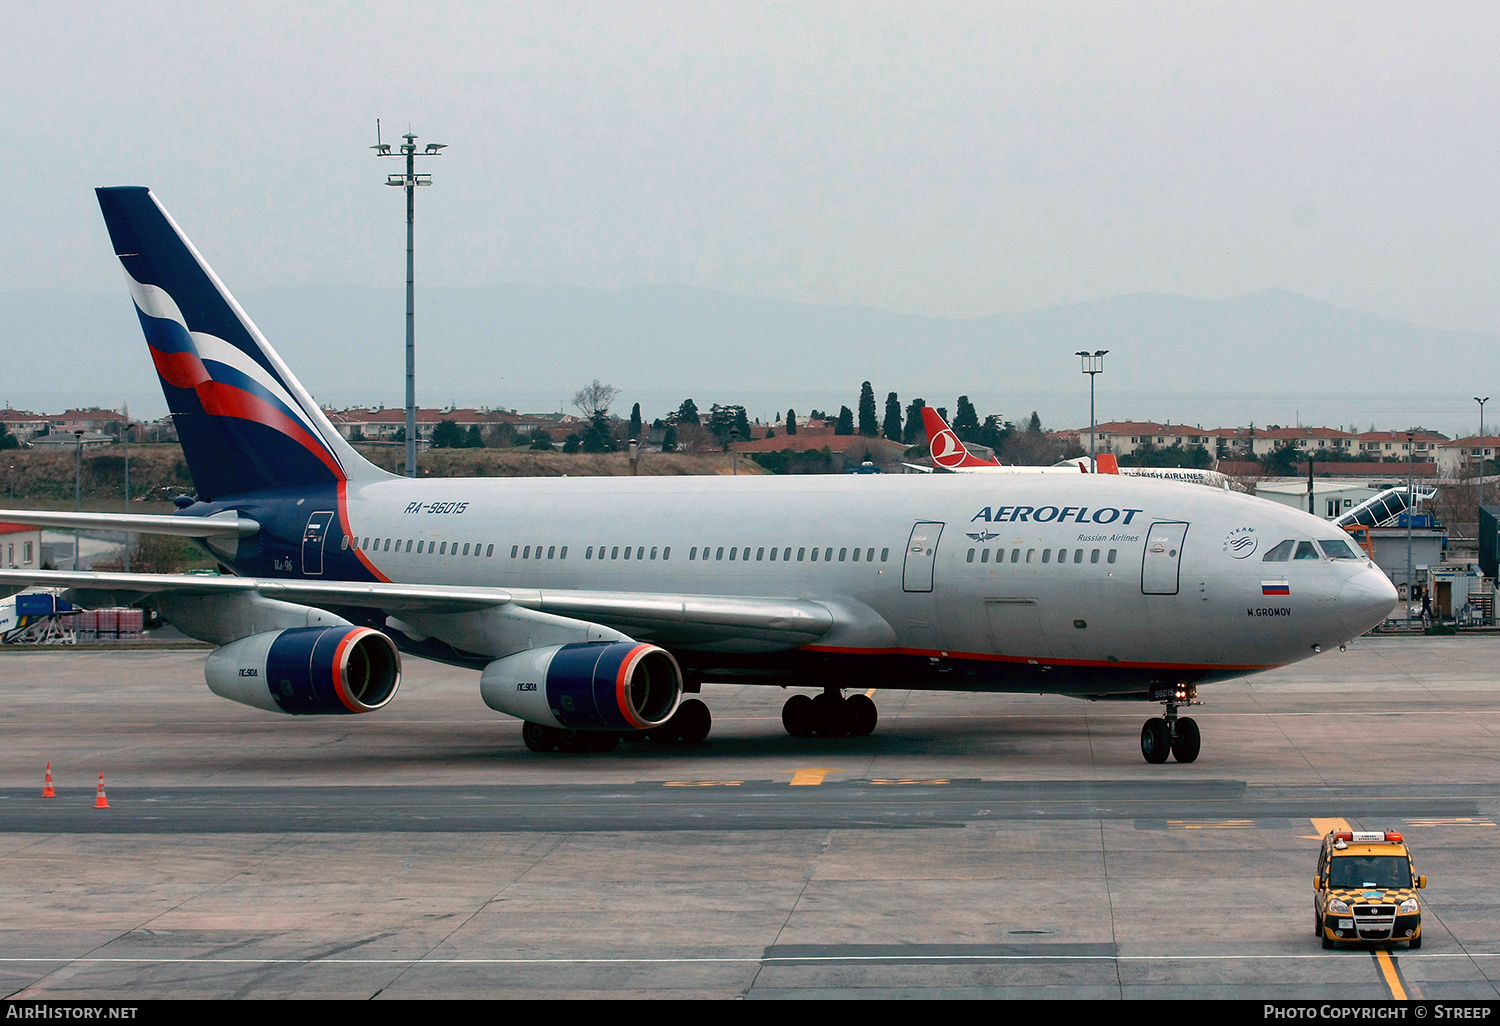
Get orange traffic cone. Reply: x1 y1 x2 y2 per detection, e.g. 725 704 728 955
94 772 109 809
42 763 55 798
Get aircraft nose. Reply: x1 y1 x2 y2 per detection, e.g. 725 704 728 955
1340 569 1398 638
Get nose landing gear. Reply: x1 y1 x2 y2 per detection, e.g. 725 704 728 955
1142 684 1200 764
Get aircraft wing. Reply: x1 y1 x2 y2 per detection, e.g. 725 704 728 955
0 508 259 538
0 569 840 652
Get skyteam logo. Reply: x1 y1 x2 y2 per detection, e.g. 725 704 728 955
125 270 345 481
1223 526 1258 559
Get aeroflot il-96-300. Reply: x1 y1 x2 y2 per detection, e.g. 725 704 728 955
0 187 1398 763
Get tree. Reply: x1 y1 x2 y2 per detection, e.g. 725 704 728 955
707 404 748 448
883 392 902 441
857 381 878 437
464 425 483 448
430 419 464 449
903 398 926 444
627 403 642 442
835 406 854 436
581 420 611 453
675 399 701 426
573 380 620 421
530 428 554 451
953 396 980 440
661 425 678 452
786 409 797 435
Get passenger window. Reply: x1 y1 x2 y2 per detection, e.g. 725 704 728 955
729 547 737 561
1027 549 1035 563
1042 549 1051 563
651 547 658 560
547 546 555 559
486 544 493 556
810 548 819 561
689 547 697 560
980 549 989 563
662 547 669 559
716 547 724 560
611 546 619 559
463 543 470 555
881 548 889 561
522 546 530 558
798 547 806 561
341 537 349 550
1074 549 1083 563
839 548 847 561
825 548 833 561
966 548 976 563
756 547 764 560
1107 549 1117 563
866 548 875 562
1295 541 1320 560
769 547 777 561
1262 540 1295 562
440 542 447 554
624 546 632 560
852 548 861 562
560 546 567 559
1091 549 1100 563
784 548 791 561
637 547 644 560
587 546 594 559
384 539 392 552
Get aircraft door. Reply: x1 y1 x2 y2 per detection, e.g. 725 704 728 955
903 522 944 593
1141 521 1189 596
302 511 334 575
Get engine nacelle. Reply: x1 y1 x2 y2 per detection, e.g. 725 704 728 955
205 626 401 715
480 641 682 730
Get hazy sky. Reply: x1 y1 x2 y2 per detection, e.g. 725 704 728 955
5 1 1500 331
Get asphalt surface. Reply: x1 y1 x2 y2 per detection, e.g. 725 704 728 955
2 637 1499 999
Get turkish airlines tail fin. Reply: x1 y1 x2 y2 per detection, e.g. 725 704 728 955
920 407 1002 470
1095 453 1120 474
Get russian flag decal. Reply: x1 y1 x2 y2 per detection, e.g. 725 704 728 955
1262 581 1291 596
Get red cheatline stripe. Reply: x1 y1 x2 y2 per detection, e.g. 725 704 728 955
801 643 1275 672
337 481 391 583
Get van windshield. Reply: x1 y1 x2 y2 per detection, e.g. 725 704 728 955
1327 855 1411 889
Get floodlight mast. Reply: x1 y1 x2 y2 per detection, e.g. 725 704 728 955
373 120 445 478
1076 350 1107 471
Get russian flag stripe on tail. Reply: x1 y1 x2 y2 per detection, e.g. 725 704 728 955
95 187 388 501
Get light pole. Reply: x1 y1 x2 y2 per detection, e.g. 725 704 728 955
1076 350 1107 471
123 421 139 571
1405 429 1414 629
1475 396 1489 512
373 121 446 479
73 429 84 570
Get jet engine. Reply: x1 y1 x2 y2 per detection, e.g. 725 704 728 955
480 641 681 730
205 626 401 715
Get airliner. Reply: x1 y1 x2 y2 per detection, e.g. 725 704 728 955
0 187 1397 763
921 407 1233 488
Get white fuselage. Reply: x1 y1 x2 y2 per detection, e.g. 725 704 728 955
302 469 1394 689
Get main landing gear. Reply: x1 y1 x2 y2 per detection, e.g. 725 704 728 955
781 688 878 738
521 698 713 753
1141 684 1200 764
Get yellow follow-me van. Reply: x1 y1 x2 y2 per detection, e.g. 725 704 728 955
1314 830 1425 949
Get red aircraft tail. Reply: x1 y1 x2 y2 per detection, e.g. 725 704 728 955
921 407 1002 470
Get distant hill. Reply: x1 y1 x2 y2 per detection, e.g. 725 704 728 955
0 283 1490 418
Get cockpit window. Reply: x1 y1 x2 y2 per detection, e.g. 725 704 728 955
1318 538 1362 560
1294 541 1320 560
1262 539 1295 562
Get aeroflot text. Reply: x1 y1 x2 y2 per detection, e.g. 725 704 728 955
971 506 1144 525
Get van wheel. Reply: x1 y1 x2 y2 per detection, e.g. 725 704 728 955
1409 933 1422 949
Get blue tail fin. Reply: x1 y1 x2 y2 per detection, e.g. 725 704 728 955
96 187 389 501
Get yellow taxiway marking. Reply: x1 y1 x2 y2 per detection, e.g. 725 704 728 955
871 779 950 786
1304 817 1352 839
1168 819 1255 830
663 781 742 787
789 768 840 786
1375 950 1407 1001
1406 817 1495 828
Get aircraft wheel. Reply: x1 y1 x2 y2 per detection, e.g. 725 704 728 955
674 699 712 744
782 694 815 737
846 694 878 737
811 692 849 737
1141 718 1171 764
1171 717 1201 763
523 722 560 753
